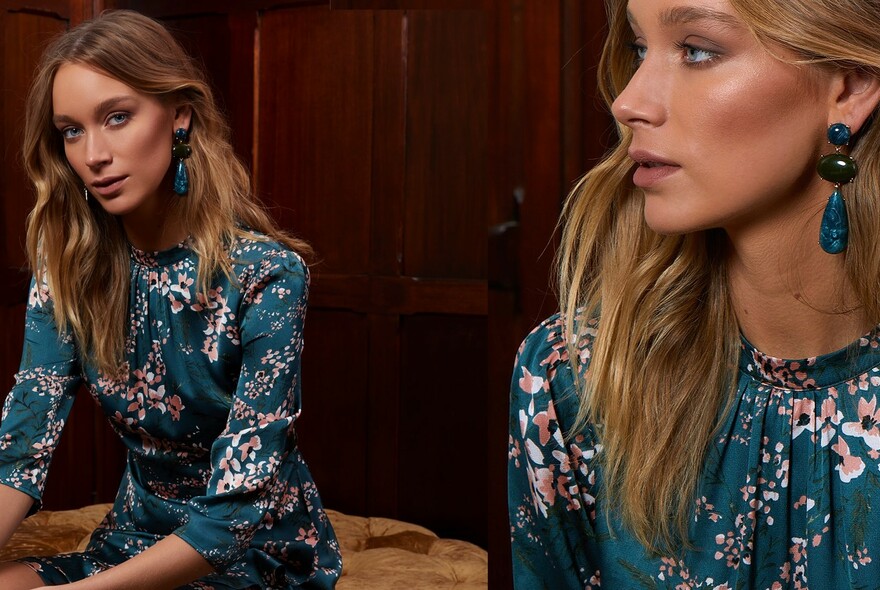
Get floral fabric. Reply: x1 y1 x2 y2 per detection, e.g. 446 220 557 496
0 234 341 589
509 313 880 589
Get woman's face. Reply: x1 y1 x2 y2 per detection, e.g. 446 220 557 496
612 0 834 237
52 63 190 221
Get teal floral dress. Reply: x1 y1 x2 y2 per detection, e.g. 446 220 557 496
0 234 341 589
509 314 880 589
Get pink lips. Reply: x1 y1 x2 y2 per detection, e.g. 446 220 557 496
91 175 127 197
629 149 681 189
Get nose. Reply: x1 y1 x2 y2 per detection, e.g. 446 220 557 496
85 131 112 169
611 60 668 130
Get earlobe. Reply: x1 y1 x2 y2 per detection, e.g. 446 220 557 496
174 104 193 132
832 70 880 135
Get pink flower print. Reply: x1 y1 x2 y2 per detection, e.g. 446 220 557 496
831 437 865 483
791 398 816 439
170 273 194 300
127 393 146 420
219 446 241 473
532 466 556 508
532 412 552 445
842 395 880 450
145 385 167 413
519 367 545 395
235 435 263 461
296 526 318 548
202 339 219 362
167 395 185 421
818 398 842 447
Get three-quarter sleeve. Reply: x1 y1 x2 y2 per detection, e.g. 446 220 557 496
173 252 327 575
508 317 600 589
0 276 81 514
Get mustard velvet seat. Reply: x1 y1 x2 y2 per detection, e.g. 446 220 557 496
0 505 488 589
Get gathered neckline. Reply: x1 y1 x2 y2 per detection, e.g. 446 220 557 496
738 325 880 390
129 237 193 268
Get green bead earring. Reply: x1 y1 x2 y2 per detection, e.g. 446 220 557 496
818 123 856 254
172 128 192 196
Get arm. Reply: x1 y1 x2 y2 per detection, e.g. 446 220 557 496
46 535 212 590
508 320 597 589
0 277 80 518
0 484 35 550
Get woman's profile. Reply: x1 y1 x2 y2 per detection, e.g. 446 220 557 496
509 0 880 587
0 10 340 589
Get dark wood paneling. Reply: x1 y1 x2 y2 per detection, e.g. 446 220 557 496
297 309 369 515
258 7 374 275
403 12 488 280
0 10 67 269
398 313 487 546
369 13 405 276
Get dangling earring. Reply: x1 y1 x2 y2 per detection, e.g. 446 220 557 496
818 123 857 254
83 186 89 202
172 127 192 196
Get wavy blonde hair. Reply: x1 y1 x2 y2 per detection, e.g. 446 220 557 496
559 0 880 554
23 10 311 375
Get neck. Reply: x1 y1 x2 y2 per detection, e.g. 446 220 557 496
726 211 869 359
122 192 188 252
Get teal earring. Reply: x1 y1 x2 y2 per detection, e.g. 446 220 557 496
172 128 192 196
818 123 857 254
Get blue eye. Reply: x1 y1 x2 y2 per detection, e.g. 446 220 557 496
61 127 83 140
627 42 648 65
685 46 715 63
677 42 719 66
108 113 129 126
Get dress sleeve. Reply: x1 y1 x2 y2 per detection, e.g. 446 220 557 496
508 317 600 589
0 276 81 514
173 252 323 573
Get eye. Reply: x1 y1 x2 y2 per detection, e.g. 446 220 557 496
61 127 83 140
108 112 129 126
627 41 648 66
677 42 719 66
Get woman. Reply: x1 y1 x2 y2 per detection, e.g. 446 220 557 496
0 10 340 589
509 0 880 587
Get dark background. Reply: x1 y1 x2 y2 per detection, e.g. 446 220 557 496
0 1 613 588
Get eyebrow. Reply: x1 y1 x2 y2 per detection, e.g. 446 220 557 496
627 6 743 30
52 95 136 126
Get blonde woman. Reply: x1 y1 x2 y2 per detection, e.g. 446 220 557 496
0 10 340 589
509 0 880 587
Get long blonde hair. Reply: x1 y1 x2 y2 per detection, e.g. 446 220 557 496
23 10 311 375
559 0 880 554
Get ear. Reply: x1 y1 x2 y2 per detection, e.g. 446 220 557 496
173 104 193 132
829 69 880 135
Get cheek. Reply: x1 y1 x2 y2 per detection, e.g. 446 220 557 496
687 68 824 193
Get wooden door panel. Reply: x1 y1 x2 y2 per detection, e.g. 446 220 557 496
258 7 375 276
403 11 488 280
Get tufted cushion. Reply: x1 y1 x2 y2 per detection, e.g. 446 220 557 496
0 505 488 588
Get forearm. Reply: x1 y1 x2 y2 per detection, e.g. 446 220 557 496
65 534 214 590
0 483 35 549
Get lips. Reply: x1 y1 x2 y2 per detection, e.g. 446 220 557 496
628 149 681 188
91 175 128 197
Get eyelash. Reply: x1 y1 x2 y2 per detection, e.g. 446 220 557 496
60 112 130 141
627 41 720 68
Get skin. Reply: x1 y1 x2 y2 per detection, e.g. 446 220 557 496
0 65 213 589
51 63 191 251
613 0 880 359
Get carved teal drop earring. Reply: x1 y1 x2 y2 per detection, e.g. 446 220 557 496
172 127 192 196
818 123 857 254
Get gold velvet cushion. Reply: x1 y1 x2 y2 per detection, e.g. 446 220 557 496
0 505 488 588
0 503 110 561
